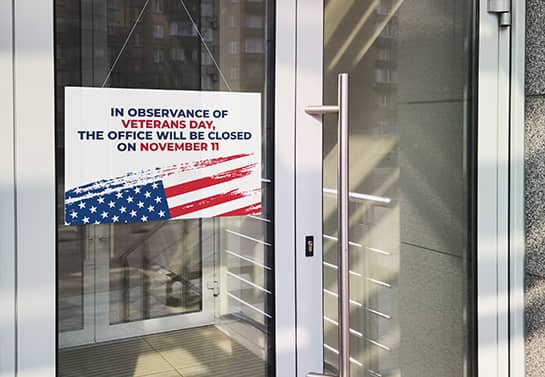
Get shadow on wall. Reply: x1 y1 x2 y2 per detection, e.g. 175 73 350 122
525 92 545 376
525 0 545 369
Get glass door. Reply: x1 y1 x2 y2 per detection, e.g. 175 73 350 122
322 0 476 375
295 1 477 376
55 1 277 376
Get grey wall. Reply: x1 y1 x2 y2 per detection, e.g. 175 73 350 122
526 1 545 376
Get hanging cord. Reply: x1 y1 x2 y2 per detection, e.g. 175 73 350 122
102 0 151 87
177 0 232 91
101 0 231 91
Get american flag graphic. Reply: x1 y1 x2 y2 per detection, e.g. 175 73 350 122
64 153 261 226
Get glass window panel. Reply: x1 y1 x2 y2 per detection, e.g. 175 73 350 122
323 1 475 376
56 1 275 377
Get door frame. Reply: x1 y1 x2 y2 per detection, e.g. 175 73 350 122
509 0 526 376
0 0 16 376
13 0 57 376
274 0 297 376
477 1 517 376
292 1 519 377
92 223 216 344
59 222 217 349
294 0 325 376
58 227 95 348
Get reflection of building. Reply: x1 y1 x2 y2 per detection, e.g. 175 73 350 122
106 0 202 89
56 0 267 92
219 0 266 92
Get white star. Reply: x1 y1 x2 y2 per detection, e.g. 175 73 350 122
158 210 166 218
116 192 123 199
75 187 82 194
97 197 105 204
130 210 137 217
108 201 116 208
112 215 119 223
155 196 162 203
134 187 141 194
78 202 86 209
90 206 97 213
141 215 148 222
144 191 151 198
101 211 108 219
147 205 155 212
82 216 90 224
152 182 159 189
120 206 127 213
137 201 144 208
127 196 134 203
70 210 78 219
65 221 70 226
94 220 100 225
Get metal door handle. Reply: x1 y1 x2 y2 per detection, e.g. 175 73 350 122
305 105 340 115
304 73 350 377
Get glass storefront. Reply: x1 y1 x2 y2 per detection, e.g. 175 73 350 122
55 1 275 376
0 0 498 376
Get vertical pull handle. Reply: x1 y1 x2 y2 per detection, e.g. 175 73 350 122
338 73 350 377
304 73 350 377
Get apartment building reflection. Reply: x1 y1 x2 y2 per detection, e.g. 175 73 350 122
55 0 266 92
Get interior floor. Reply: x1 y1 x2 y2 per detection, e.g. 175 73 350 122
59 325 267 377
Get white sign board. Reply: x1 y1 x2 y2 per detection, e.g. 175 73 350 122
64 87 261 225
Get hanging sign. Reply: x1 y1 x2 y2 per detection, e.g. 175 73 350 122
64 87 262 226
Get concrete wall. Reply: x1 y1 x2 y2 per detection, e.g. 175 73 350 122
526 1 545 376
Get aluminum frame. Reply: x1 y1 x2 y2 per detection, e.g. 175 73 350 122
274 0 297 376
509 0 526 375
13 1 57 376
0 1 16 377
477 2 511 376
294 0 326 376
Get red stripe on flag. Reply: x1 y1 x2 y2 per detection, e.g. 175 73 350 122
164 164 256 198
162 153 250 176
169 189 248 218
214 202 261 217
